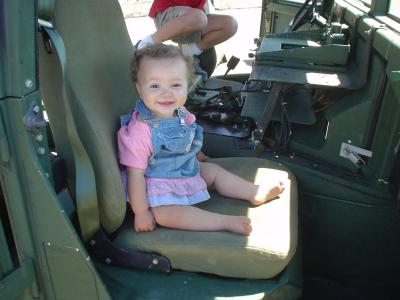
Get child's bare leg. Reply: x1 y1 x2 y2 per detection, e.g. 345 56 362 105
151 205 252 235
200 162 284 206
152 8 208 43
196 14 238 50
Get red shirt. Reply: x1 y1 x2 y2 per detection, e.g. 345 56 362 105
149 0 206 18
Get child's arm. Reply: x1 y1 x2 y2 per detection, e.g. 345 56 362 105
196 150 209 162
127 167 156 232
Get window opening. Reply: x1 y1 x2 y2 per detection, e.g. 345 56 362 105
389 1 400 21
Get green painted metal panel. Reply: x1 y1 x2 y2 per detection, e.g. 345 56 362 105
367 71 400 181
390 70 400 98
370 0 390 15
96 261 302 300
0 95 113 300
287 54 386 173
44 243 102 300
0 260 36 300
0 0 36 98
375 29 400 70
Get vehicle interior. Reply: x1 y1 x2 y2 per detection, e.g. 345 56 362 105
0 0 400 299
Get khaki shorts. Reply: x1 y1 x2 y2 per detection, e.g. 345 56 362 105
153 2 210 44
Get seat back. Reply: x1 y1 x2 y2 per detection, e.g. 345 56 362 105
38 0 135 233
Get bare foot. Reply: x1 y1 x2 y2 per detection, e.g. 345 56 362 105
224 216 252 235
250 181 285 206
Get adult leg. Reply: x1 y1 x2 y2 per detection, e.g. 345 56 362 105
200 162 284 205
196 14 238 50
151 205 252 235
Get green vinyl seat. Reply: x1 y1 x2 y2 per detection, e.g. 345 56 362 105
38 0 298 279
115 157 297 279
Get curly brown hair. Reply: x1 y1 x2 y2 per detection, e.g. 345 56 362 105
131 44 196 86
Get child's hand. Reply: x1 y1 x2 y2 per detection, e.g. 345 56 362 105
197 151 209 162
134 210 156 232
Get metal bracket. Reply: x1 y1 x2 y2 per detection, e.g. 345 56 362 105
22 102 47 132
340 143 372 166
87 229 171 273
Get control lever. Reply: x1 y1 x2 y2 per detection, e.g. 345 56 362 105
224 56 240 76
340 143 373 167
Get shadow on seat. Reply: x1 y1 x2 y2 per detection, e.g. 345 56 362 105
38 0 300 295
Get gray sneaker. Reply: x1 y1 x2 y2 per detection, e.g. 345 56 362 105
194 56 208 82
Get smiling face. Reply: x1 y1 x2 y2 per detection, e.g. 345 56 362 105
135 56 188 119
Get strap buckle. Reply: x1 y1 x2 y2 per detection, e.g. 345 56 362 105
38 19 54 54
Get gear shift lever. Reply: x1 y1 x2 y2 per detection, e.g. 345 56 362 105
224 56 240 76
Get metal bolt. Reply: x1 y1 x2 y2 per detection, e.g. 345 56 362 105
152 258 159 265
35 134 44 142
37 147 45 155
33 105 40 113
25 79 33 89
347 140 352 144
105 258 112 264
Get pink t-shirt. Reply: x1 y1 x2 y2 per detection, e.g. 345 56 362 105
148 0 206 18
118 108 196 170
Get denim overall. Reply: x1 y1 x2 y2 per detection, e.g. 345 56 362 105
132 100 210 206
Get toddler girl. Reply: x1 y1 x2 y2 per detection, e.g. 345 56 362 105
118 44 284 235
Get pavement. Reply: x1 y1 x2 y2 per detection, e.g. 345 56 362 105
124 7 262 75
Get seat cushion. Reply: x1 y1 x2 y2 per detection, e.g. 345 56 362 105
113 157 298 279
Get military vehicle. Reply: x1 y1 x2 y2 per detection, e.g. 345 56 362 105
1 0 399 299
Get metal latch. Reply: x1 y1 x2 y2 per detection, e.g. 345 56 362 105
340 143 372 166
